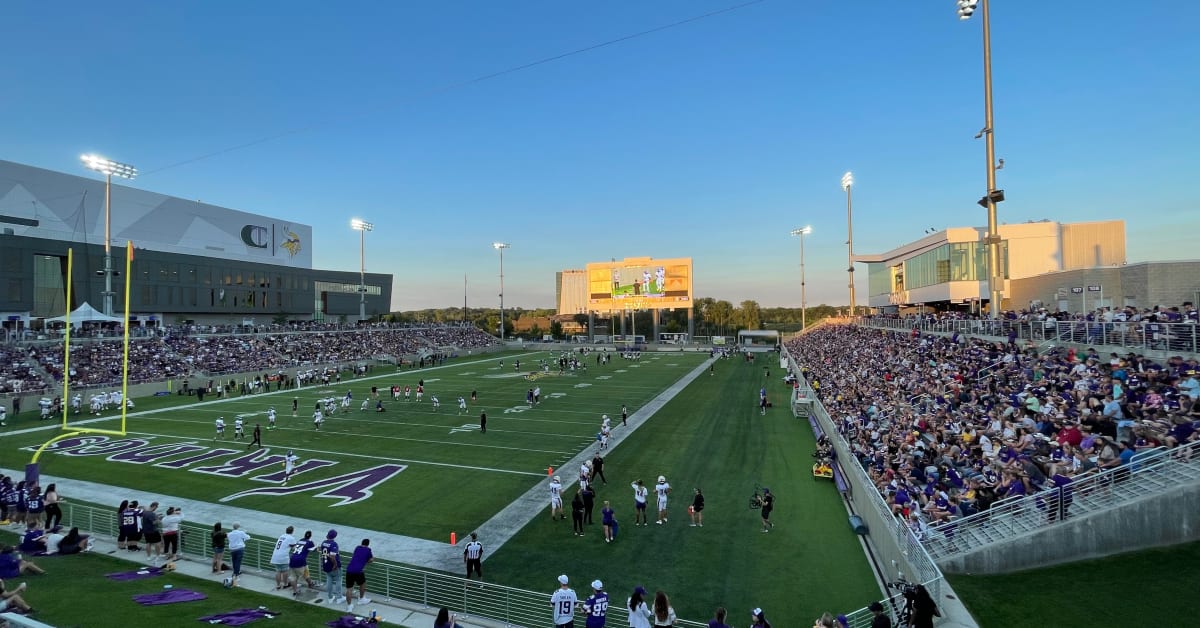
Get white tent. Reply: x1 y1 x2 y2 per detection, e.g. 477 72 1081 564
45 302 124 328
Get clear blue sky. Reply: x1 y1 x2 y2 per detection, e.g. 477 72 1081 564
4 1 1197 310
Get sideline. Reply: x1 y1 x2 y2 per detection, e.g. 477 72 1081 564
433 356 717 572
6 351 711 573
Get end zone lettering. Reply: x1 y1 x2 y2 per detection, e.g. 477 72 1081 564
19 436 398 504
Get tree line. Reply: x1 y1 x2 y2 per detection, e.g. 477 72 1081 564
382 299 845 339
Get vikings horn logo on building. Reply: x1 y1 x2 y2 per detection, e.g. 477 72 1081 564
280 227 302 258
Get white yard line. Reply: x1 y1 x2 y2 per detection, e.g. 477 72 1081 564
434 356 717 571
6 350 712 574
116 431 552 476
2 352 547 438
122 428 573 461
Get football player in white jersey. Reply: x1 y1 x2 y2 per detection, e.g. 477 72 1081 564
654 475 672 524
215 417 226 440
71 393 82 415
579 462 591 492
313 409 324 431
267 407 277 430
549 475 564 520
599 422 611 451
631 479 649 526
234 417 245 440
282 450 300 485
457 396 467 414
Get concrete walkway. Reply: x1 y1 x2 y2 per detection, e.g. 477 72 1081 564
78 532 509 628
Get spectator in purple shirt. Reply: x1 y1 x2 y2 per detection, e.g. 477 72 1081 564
707 607 730 628
344 538 373 612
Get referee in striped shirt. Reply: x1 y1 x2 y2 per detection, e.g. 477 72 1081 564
463 532 483 580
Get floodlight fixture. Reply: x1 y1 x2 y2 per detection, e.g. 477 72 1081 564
494 242 511 339
80 152 137 316
80 154 137 179
351 218 373 321
957 0 979 20
790 226 813 328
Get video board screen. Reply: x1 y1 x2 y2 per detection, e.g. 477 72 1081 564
584 257 692 311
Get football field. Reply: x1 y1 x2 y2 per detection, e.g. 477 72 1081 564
3 348 880 621
9 350 687 539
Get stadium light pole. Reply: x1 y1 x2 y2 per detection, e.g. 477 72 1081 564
80 154 137 317
841 171 856 317
958 0 1004 319
493 242 510 340
790 226 812 329
351 219 373 322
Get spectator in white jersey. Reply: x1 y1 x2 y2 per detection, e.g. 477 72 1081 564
551 574 579 628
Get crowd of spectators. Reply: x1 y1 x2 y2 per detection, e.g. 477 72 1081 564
273 330 424 365
2 325 499 389
35 341 191 387
163 334 282 376
785 322 1200 539
420 325 498 349
0 347 47 394
866 302 1198 352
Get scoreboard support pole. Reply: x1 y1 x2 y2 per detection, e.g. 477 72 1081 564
688 308 695 343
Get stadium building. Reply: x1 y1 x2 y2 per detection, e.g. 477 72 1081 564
856 219 1133 312
0 159 392 331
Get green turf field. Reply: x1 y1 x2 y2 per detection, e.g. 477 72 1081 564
0 532 409 628
3 348 882 623
949 540 1200 627
6 351 705 540
484 353 880 621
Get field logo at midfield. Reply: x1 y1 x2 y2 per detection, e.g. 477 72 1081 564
23 436 405 505
219 464 407 507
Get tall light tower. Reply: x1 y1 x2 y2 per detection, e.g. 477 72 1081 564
957 0 1005 318
351 219 373 322
493 242 510 339
841 171 856 316
790 226 812 329
80 154 137 317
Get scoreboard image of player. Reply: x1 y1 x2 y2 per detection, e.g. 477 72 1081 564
585 257 693 311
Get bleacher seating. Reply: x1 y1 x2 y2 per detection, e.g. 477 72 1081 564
784 320 1200 539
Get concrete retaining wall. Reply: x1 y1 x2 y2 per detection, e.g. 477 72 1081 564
940 481 1200 574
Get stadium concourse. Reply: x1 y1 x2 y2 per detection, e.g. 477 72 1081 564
784 309 1199 542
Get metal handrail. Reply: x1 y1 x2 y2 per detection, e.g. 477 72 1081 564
854 316 1200 355
921 438 1200 560
786 351 945 627
57 500 706 628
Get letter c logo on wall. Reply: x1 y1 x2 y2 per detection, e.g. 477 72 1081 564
241 225 270 249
